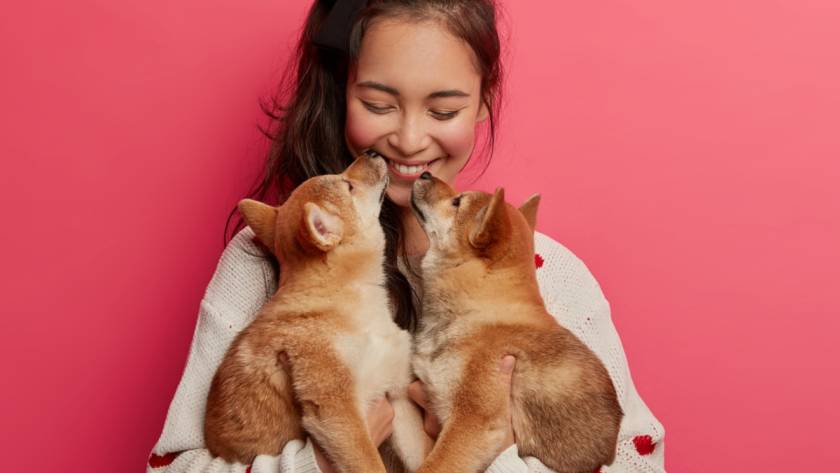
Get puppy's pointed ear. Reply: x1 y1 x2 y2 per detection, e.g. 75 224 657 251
301 202 343 252
238 199 278 249
519 194 541 232
470 187 509 249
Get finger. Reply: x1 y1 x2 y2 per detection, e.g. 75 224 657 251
381 401 395 427
407 380 428 408
368 396 388 416
499 355 516 404
424 412 441 439
277 351 291 370
499 356 517 442
500 355 516 377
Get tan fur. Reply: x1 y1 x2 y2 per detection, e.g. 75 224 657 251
205 155 432 471
410 178 623 473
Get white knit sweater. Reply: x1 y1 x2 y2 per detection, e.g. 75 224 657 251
148 226 666 473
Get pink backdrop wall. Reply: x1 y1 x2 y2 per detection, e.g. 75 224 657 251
2 0 838 471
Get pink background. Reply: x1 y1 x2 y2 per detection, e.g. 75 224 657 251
2 0 838 471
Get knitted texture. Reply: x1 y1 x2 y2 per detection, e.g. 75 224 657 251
148 227 666 472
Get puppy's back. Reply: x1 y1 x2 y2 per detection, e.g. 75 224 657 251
204 320 303 463
484 321 622 472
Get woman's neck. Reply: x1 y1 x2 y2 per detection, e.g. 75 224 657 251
400 206 429 257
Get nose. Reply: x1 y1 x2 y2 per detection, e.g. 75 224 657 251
387 114 431 157
420 171 432 180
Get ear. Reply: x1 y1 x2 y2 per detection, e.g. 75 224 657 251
469 187 509 249
301 202 344 252
519 194 541 232
238 199 278 249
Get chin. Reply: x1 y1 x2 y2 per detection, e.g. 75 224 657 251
385 183 412 209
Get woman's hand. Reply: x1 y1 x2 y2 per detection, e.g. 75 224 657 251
312 395 395 473
366 395 396 447
408 355 517 455
407 380 442 439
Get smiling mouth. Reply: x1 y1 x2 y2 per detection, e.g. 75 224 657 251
366 149 439 180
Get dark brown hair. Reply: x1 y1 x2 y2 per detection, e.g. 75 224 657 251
224 0 504 332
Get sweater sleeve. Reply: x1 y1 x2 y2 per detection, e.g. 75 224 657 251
146 227 322 473
483 232 666 473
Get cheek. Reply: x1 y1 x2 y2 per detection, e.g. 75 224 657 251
438 120 477 155
434 121 478 180
345 104 383 152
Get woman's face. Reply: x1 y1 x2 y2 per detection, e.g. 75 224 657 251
345 18 488 208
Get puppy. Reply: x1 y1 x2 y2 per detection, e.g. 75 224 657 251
409 173 622 473
204 154 432 472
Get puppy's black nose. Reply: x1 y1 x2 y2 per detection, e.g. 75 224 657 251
420 171 432 180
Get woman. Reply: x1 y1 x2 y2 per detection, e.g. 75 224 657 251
148 1 666 471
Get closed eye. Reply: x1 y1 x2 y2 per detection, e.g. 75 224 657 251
344 179 354 192
452 195 461 207
431 109 460 120
362 101 394 114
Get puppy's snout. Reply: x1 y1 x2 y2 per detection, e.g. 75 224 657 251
412 172 451 203
412 174 433 201
364 153 388 180
371 157 388 182
347 153 388 185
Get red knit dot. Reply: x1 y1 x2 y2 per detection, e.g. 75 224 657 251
633 435 656 455
534 253 544 268
246 466 252 473
149 452 181 468
593 467 603 473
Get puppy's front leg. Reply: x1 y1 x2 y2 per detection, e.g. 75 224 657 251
301 397 387 473
288 344 387 473
415 410 508 473
416 358 511 473
389 392 435 472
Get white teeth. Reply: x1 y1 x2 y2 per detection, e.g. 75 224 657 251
394 162 425 175
367 149 429 176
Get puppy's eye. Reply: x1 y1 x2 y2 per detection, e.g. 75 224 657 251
452 196 461 207
344 180 354 192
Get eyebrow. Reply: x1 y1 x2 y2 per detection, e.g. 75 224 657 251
356 80 470 99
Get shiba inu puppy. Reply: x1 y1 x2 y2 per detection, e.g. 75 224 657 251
410 172 622 473
204 154 432 471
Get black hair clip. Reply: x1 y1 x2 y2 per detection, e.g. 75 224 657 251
312 0 368 52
